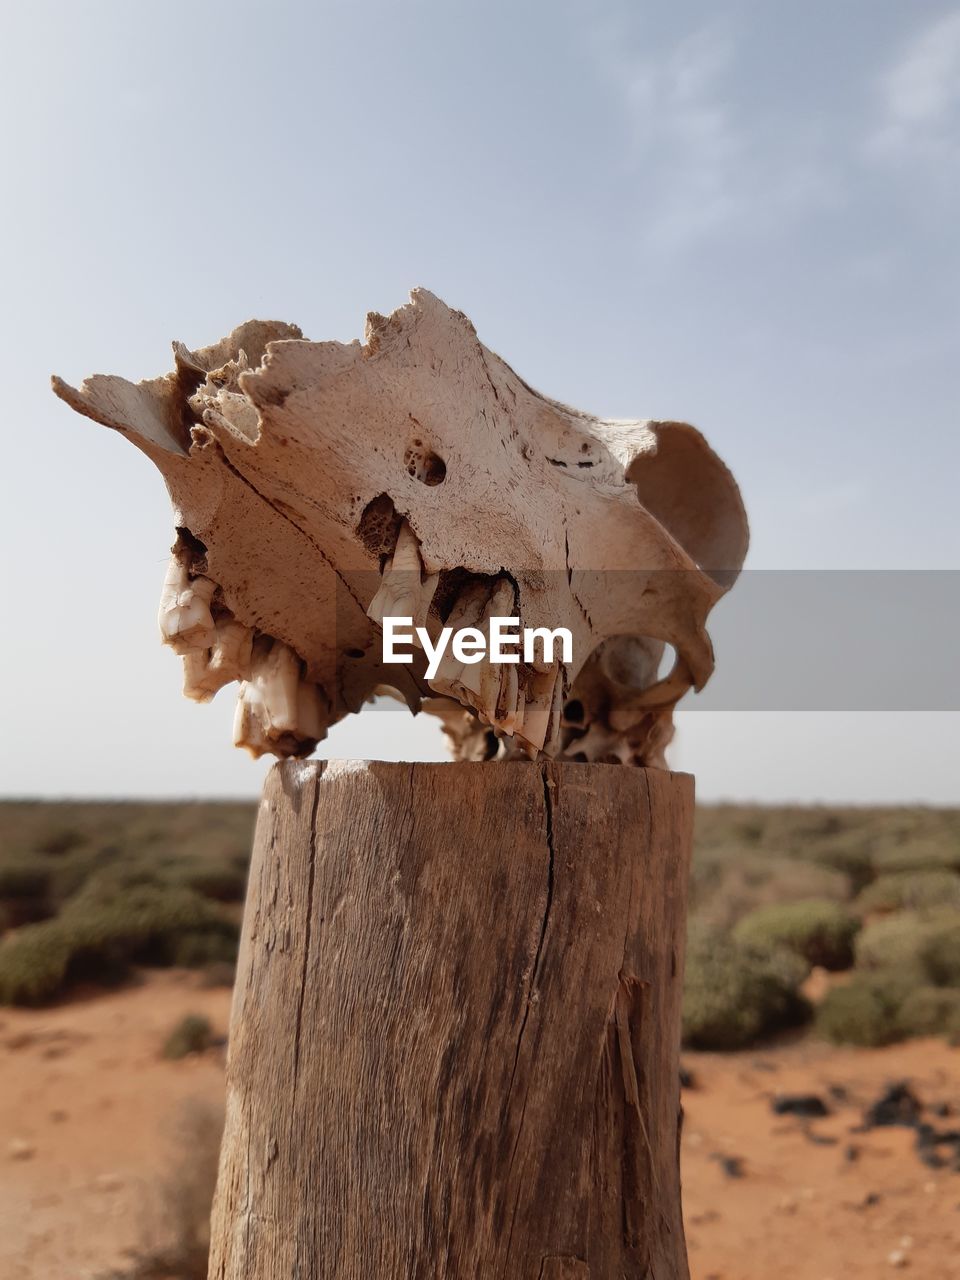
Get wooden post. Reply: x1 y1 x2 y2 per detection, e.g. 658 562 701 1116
209 759 694 1280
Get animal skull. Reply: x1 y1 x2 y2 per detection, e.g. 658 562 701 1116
52 289 747 766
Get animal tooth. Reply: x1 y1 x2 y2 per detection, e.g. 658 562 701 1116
517 665 558 752
512 681 527 738
209 619 254 683
182 650 213 702
391 519 422 575
296 680 328 743
158 559 217 653
477 660 503 725
258 640 301 732
496 664 519 733
232 639 325 758
544 663 566 756
454 587 501 709
434 576 516 718
428 580 492 697
367 520 439 636
181 618 255 703
233 681 269 758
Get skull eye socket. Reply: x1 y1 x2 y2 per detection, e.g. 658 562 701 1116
404 438 446 486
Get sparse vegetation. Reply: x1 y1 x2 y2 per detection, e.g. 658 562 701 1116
0 885 239 1005
0 801 252 1005
2 800 958 1050
690 805 960 1048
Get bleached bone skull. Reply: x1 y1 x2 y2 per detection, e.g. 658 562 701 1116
52 289 747 766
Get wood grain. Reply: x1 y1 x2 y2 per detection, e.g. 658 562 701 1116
209 759 694 1279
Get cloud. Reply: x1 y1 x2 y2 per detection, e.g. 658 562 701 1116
868 10 960 163
590 17 839 253
620 25 743 247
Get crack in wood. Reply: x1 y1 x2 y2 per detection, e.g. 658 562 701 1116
291 775 321 1089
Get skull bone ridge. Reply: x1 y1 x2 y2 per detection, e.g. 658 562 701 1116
53 288 747 766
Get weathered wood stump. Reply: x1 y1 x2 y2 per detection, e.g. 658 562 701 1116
209 759 693 1279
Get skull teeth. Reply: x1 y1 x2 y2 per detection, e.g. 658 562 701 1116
158 558 217 653
515 665 558 753
182 618 255 702
424 578 491 697
436 578 513 720
158 549 329 758
367 519 439 636
233 637 328 759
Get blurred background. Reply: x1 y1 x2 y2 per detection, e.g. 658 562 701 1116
1 2 958 1278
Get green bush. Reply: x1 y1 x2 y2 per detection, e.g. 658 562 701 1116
822 971 960 1047
0 922 77 1005
682 927 810 1050
805 843 875 893
732 899 859 971
35 826 86 857
855 911 941 973
43 846 133 909
923 921 960 986
171 860 248 904
690 850 850 930
171 930 238 968
0 886 239 1006
0 858 54 929
816 971 915 1046
162 1014 214 1060
855 871 960 916
855 911 960 984
0 860 50 900
871 839 960 876
895 986 960 1040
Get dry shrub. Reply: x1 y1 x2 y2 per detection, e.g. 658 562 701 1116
162 1014 214 1060
101 1098 223 1280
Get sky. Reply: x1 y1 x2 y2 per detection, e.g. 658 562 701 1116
1 0 958 802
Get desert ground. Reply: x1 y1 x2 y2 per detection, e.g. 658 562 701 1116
0 970 957 1279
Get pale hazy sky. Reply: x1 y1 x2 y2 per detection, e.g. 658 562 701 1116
1 1 958 802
